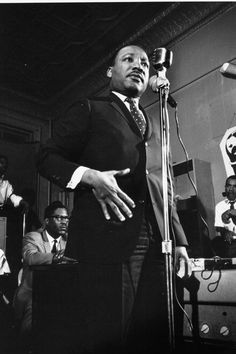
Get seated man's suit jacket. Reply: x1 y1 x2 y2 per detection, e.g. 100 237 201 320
13 229 67 323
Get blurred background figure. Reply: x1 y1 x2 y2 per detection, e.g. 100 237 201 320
0 155 28 213
213 175 236 258
0 155 29 304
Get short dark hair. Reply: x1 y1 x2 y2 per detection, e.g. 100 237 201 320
109 43 148 66
225 175 236 185
44 201 68 219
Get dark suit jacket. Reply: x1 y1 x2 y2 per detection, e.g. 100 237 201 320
37 93 188 263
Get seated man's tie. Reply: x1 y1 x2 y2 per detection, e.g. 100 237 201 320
51 239 58 254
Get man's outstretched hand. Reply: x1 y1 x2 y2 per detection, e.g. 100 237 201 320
82 168 135 221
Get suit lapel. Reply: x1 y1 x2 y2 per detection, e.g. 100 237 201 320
60 237 67 250
109 92 153 139
109 93 144 138
42 230 51 253
140 106 152 140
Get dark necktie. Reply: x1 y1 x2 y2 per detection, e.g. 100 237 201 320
230 201 235 209
51 239 58 254
126 97 146 136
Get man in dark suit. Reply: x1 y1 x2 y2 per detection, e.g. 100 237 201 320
37 45 192 353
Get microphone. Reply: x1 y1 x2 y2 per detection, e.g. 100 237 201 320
150 47 177 108
151 48 173 71
220 62 236 79
149 75 177 108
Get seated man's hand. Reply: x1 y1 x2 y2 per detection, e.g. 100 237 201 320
221 209 231 224
52 250 65 264
224 230 235 244
228 209 236 225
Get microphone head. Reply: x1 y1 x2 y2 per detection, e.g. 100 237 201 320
220 62 236 79
151 48 173 71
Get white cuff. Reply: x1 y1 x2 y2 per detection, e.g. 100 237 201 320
66 166 89 189
10 195 22 207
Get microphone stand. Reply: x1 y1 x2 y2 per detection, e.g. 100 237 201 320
157 72 176 353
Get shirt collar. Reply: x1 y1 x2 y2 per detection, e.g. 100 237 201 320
46 230 61 244
225 199 236 204
112 91 140 106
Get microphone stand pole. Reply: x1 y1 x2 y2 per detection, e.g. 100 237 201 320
158 79 175 353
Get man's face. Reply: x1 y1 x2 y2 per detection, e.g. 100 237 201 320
107 45 150 98
225 178 236 201
45 207 69 239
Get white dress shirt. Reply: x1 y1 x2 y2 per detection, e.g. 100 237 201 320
46 231 61 252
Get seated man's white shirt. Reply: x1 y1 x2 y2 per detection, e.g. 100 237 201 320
46 231 62 252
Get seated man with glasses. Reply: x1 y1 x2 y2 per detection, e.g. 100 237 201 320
13 200 69 348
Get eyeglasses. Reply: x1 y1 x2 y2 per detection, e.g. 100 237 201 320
50 215 70 222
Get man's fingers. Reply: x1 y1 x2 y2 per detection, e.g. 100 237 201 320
106 199 126 221
113 168 130 177
93 189 134 221
117 189 135 209
176 258 192 279
110 195 134 220
92 189 111 220
91 168 136 221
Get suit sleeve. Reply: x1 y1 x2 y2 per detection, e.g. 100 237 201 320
22 232 53 265
169 161 189 246
37 99 91 188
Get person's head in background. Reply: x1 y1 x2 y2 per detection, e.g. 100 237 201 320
44 201 69 239
106 44 150 98
223 175 236 201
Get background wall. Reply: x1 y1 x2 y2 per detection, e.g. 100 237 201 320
0 95 50 221
142 6 236 200
140 6 236 242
